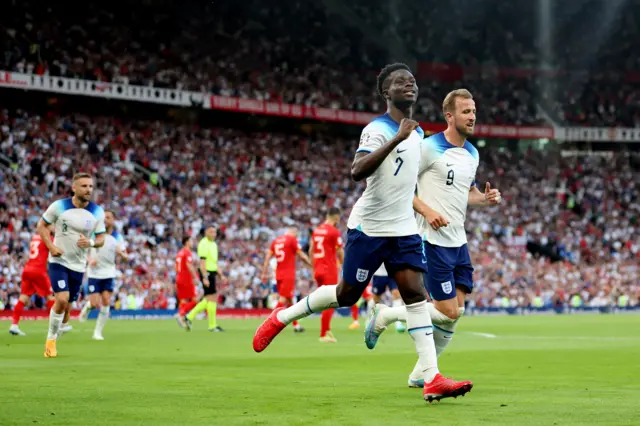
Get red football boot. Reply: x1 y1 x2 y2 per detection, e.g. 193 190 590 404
253 307 287 352
423 374 473 403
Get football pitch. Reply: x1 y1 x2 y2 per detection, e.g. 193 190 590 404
2 314 639 426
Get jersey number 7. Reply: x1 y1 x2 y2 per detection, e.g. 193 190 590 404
394 157 404 176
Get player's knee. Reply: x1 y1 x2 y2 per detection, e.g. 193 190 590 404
335 282 361 307
439 304 460 320
398 285 427 305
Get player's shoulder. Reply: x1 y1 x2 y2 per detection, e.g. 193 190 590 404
361 113 399 137
85 201 105 218
50 197 73 211
362 113 424 137
422 131 447 149
112 230 124 241
462 140 480 161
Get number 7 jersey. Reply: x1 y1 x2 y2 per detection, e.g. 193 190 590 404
347 113 424 237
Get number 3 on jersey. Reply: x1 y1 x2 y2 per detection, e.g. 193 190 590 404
29 241 40 259
394 157 404 176
313 236 325 258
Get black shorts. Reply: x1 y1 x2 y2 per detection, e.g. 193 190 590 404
199 271 218 295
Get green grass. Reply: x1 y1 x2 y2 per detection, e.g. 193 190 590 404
2 314 640 426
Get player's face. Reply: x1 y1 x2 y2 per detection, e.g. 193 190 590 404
206 228 216 240
72 177 94 202
105 211 115 228
451 98 476 137
386 69 418 108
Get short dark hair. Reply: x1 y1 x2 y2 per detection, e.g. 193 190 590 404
182 236 191 246
104 209 115 217
327 207 341 217
377 63 411 99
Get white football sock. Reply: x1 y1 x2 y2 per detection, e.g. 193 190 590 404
277 285 338 324
433 307 464 355
406 300 439 383
426 302 455 325
392 298 404 328
81 301 92 314
47 310 64 340
367 298 376 315
409 307 464 380
95 306 110 335
379 304 407 325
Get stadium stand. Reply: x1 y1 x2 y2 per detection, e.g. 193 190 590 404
0 1 638 314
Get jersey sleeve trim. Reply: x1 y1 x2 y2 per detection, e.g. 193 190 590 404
41 216 52 224
356 147 374 153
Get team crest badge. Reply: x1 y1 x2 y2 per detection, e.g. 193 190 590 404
356 268 369 283
441 281 453 294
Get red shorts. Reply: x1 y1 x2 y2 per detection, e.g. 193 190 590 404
315 273 338 286
276 277 296 299
176 277 196 300
21 267 52 298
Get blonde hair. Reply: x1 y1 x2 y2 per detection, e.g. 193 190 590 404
72 172 93 182
442 89 473 115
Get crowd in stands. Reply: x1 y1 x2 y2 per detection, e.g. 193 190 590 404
4 0 640 127
0 108 638 314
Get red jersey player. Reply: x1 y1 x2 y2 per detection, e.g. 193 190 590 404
309 208 344 342
9 229 55 336
175 236 199 330
261 227 312 332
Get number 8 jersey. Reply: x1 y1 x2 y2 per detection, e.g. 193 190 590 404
347 113 424 237
417 132 479 248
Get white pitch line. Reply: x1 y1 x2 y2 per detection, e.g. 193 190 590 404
468 332 498 338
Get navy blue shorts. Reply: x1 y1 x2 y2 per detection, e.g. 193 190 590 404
371 275 398 296
49 263 85 302
88 278 115 294
423 241 474 301
342 228 427 289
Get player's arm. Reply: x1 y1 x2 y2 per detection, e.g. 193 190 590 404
336 246 344 270
37 218 62 256
351 119 418 182
196 239 209 286
79 210 107 248
296 249 313 268
469 182 501 206
116 245 129 262
87 248 98 267
413 195 449 230
188 260 198 282
308 237 315 269
261 249 273 282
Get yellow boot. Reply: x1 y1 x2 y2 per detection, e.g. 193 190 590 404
44 339 57 358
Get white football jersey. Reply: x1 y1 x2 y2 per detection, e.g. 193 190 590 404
42 198 106 273
347 113 423 237
417 132 479 248
373 263 388 277
88 230 125 279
